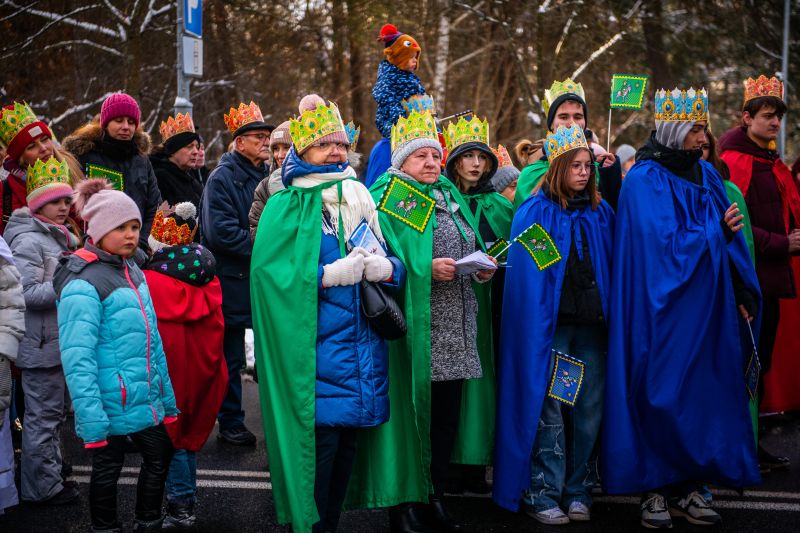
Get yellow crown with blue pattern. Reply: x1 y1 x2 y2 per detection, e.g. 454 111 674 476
289 101 346 154
543 78 585 115
391 110 438 153
401 95 436 116
444 115 490 152
544 125 589 163
654 87 708 122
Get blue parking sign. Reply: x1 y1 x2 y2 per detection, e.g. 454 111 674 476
184 0 202 37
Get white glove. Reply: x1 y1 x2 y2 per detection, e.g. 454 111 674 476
322 251 365 287
363 255 393 282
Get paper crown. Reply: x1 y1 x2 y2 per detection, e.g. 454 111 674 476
543 78 585 115
345 121 361 152
0 102 39 147
288 101 346 154
401 95 436 116
654 88 708 122
149 202 197 249
391 110 439 152
444 115 490 152
544 125 589 163
223 101 264 135
743 75 784 106
25 156 70 196
159 113 195 143
492 144 514 168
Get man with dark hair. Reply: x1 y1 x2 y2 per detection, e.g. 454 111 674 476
719 75 800 472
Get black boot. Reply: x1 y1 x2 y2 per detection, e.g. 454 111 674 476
133 517 164 533
163 500 196 530
389 503 431 533
425 498 462 532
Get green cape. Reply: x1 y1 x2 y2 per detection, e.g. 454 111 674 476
344 172 484 508
250 182 330 532
451 191 513 464
513 159 550 208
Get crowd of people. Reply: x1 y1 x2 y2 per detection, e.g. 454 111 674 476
0 21 798 533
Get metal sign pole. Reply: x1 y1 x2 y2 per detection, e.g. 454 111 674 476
175 0 193 115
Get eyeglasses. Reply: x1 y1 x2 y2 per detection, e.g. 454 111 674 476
570 162 594 173
241 133 270 143
312 142 350 152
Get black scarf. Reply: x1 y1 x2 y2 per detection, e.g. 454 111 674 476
542 180 591 211
100 134 139 161
636 132 703 185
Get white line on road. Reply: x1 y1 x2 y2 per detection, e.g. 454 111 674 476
71 475 273 490
71 465 270 478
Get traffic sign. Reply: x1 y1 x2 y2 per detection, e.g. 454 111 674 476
184 0 202 37
182 35 203 77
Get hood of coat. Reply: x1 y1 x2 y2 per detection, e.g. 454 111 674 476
717 126 777 162
62 118 152 158
445 141 499 195
3 207 78 250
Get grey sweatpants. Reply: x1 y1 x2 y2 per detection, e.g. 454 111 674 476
21 366 67 501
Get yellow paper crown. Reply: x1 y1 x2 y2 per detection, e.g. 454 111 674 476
544 125 589 163
159 113 195 142
288 101 346 154
390 110 439 153
25 157 70 196
492 144 514 168
0 102 39 147
543 78 586 115
444 115 490 152
743 75 784 107
223 101 264 135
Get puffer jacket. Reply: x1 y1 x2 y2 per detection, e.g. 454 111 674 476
0 239 25 422
4 208 78 368
62 119 161 248
54 244 178 446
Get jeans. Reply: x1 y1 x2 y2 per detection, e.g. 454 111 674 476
166 449 197 504
525 324 606 512
218 326 246 431
89 424 174 529
313 427 358 533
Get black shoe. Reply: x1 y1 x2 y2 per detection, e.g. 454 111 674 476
61 461 73 480
134 517 164 533
163 500 196 530
425 498 462 532
40 484 80 506
389 503 432 533
758 445 790 473
218 426 257 446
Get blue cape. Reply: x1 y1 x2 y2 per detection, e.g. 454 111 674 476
364 139 392 188
493 192 615 511
601 159 761 493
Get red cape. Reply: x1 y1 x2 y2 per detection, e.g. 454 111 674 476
145 271 227 450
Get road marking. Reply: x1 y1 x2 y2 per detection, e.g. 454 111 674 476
71 465 270 478
71 475 272 490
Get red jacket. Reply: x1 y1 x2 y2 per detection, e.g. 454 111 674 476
144 271 227 451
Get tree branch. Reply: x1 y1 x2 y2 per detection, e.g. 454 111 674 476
43 39 125 57
1 1 121 39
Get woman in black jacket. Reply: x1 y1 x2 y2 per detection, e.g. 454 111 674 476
150 113 203 208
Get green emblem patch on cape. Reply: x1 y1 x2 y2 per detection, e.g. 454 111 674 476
377 176 435 233
518 223 561 270
86 163 124 191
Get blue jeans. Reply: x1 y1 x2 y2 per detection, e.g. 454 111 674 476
218 326 246 430
166 449 197 504
524 324 606 512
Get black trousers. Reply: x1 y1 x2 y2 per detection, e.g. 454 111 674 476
757 297 781 409
90 424 174 529
313 427 358 533
430 379 464 498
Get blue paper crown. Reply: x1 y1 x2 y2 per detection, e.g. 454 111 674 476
401 95 436 116
654 87 709 122
543 124 589 163
344 121 360 151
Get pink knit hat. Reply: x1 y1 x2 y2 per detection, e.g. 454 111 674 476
74 179 141 244
100 93 141 129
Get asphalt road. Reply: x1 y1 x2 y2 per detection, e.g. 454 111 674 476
2 376 798 532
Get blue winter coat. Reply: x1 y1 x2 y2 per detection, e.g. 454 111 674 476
201 151 269 328
54 245 178 446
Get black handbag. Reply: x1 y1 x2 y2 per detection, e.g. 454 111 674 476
360 279 407 340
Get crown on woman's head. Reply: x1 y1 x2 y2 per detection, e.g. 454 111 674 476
159 113 195 142
391 110 438 152
544 124 589 163
345 121 361 152
288 101 346 154
492 144 514 168
654 88 709 122
0 102 39 146
444 115 489 152
401 95 436 116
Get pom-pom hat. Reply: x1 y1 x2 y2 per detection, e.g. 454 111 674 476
74 179 141 245
379 23 421 70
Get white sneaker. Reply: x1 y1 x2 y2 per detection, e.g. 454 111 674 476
669 491 721 526
529 506 570 525
641 493 673 529
567 501 591 521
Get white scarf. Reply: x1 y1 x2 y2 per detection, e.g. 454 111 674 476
291 167 385 243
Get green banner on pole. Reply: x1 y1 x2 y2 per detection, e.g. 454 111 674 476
610 74 649 109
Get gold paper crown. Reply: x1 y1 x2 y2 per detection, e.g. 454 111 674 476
654 88 708 122
543 78 586 115
444 115 490 152
544 125 589 163
159 113 195 142
25 157 70 196
0 102 39 147
390 110 439 152
223 101 264 135
288 101 346 154
743 75 784 106
150 210 194 246
492 144 514 168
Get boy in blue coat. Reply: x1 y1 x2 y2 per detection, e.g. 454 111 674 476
55 179 178 533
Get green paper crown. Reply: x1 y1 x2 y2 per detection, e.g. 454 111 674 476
444 115 490 152
289 101 346 153
390 110 438 153
0 102 38 147
26 157 70 196
543 78 586 115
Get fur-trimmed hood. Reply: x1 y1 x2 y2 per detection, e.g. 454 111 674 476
62 117 152 158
